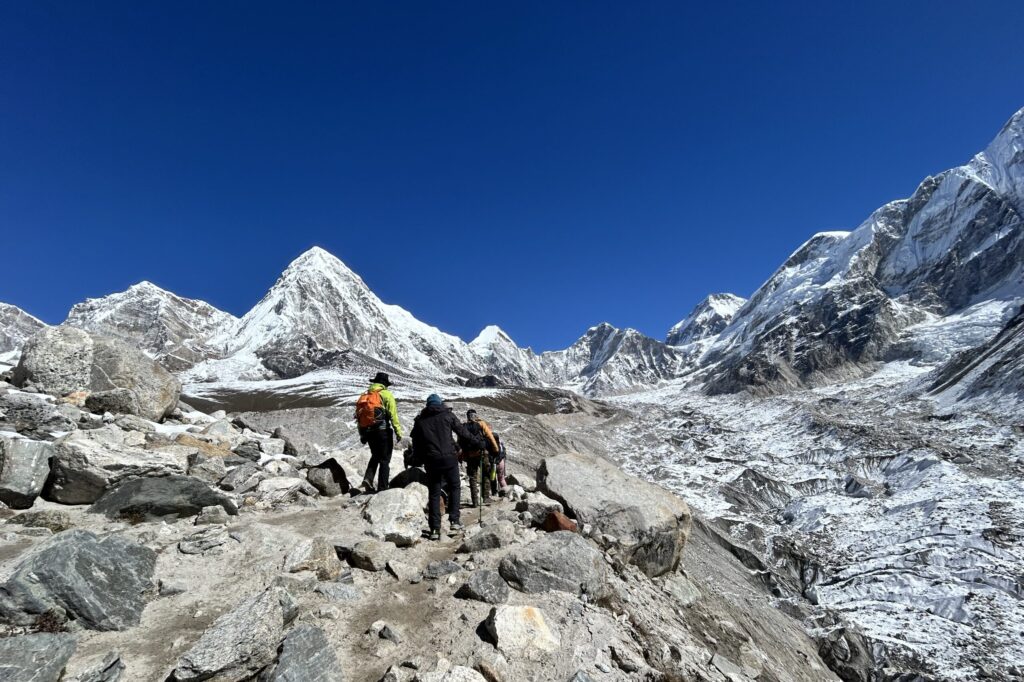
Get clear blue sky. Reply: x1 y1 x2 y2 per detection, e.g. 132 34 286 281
2 2 1022 351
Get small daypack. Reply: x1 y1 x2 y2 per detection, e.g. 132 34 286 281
355 390 389 432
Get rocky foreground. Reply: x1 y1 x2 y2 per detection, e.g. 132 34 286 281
0 327 842 681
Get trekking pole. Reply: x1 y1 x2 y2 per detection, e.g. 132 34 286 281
479 457 485 527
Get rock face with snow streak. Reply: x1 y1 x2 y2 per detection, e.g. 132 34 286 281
666 293 747 346
468 325 547 386
0 302 47 364
541 323 686 395
65 281 236 371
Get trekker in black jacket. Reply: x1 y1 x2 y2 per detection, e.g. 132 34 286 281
410 394 485 540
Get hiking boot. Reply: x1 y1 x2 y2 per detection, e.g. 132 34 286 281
428 529 441 541
449 522 464 533
361 479 376 494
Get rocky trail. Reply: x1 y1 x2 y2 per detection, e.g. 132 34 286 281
0 327 840 682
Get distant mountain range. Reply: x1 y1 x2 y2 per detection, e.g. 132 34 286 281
3 107 1022 413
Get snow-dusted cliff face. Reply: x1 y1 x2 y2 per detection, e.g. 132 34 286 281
666 293 747 346
0 303 47 364
468 325 546 385
699 108 1024 395
541 323 686 395
64 281 237 371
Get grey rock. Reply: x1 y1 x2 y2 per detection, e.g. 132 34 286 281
219 462 265 493
194 505 230 525
0 434 53 509
252 476 318 506
454 570 509 604
567 672 595 682
0 302 47 356
6 509 73 532
14 327 181 421
538 452 691 577
0 390 78 438
231 440 264 462
423 559 462 580
363 485 427 547
45 426 189 504
269 624 343 682
0 530 156 630
89 475 238 520
306 458 348 497
159 580 187 597
171 587 293 682
273 425 319 459
485 605 560 660
386 559 423 583
498 531 608 598
513 492 563 523
113 413 156 433
315 582 361 602
187 451 228 485
457 521 516 553
284 537 344 580
69 652 125 682
178 525 230 555
85 388 141 416
350 539 394 572
0 632 77 682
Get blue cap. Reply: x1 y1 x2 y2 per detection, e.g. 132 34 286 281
426 394 444 406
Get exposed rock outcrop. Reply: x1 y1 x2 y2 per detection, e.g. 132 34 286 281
538 452 691 576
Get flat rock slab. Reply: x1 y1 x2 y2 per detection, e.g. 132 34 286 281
268 624 343 681
538 452 692 577
89 475 238 520
350 540 395 572
0 632 77 682
0 530 156 631
46 426 189 504
423 560 462 580
0 434 53 509
171 586 292 682
498 531 607 598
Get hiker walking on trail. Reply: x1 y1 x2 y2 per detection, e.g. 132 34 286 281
355 372 402 493
459 409 500 508
410 394 486 541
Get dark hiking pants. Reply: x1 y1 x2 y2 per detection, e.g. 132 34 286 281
426 463 461 530
363 429 393 491
466 453 492 505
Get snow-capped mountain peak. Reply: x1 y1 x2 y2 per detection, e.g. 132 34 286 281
0 302 48 364
666 293 747 346
64 281 237 372
470 325 515 348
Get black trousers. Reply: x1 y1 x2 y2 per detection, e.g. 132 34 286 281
363 429 393 490
426 462 461 530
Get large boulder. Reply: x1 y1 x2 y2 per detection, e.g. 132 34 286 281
89 475 239 520
267 624 343 682
362 485 428 547
283 537 344 580
0 633 77 682
485 605 560 660
0 434 53 509
538 452 692 577
13 326 180 421
455 570 510 604
171 586 294 682
0 530 156 630
45 426 189 504
498 531 608 598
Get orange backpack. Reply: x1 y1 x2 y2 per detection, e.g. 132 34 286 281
355 390 388 431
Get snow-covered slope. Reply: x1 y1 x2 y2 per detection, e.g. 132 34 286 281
699 107 1024 395
666 293 747 346
65 281 237 371
0 302 47 366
